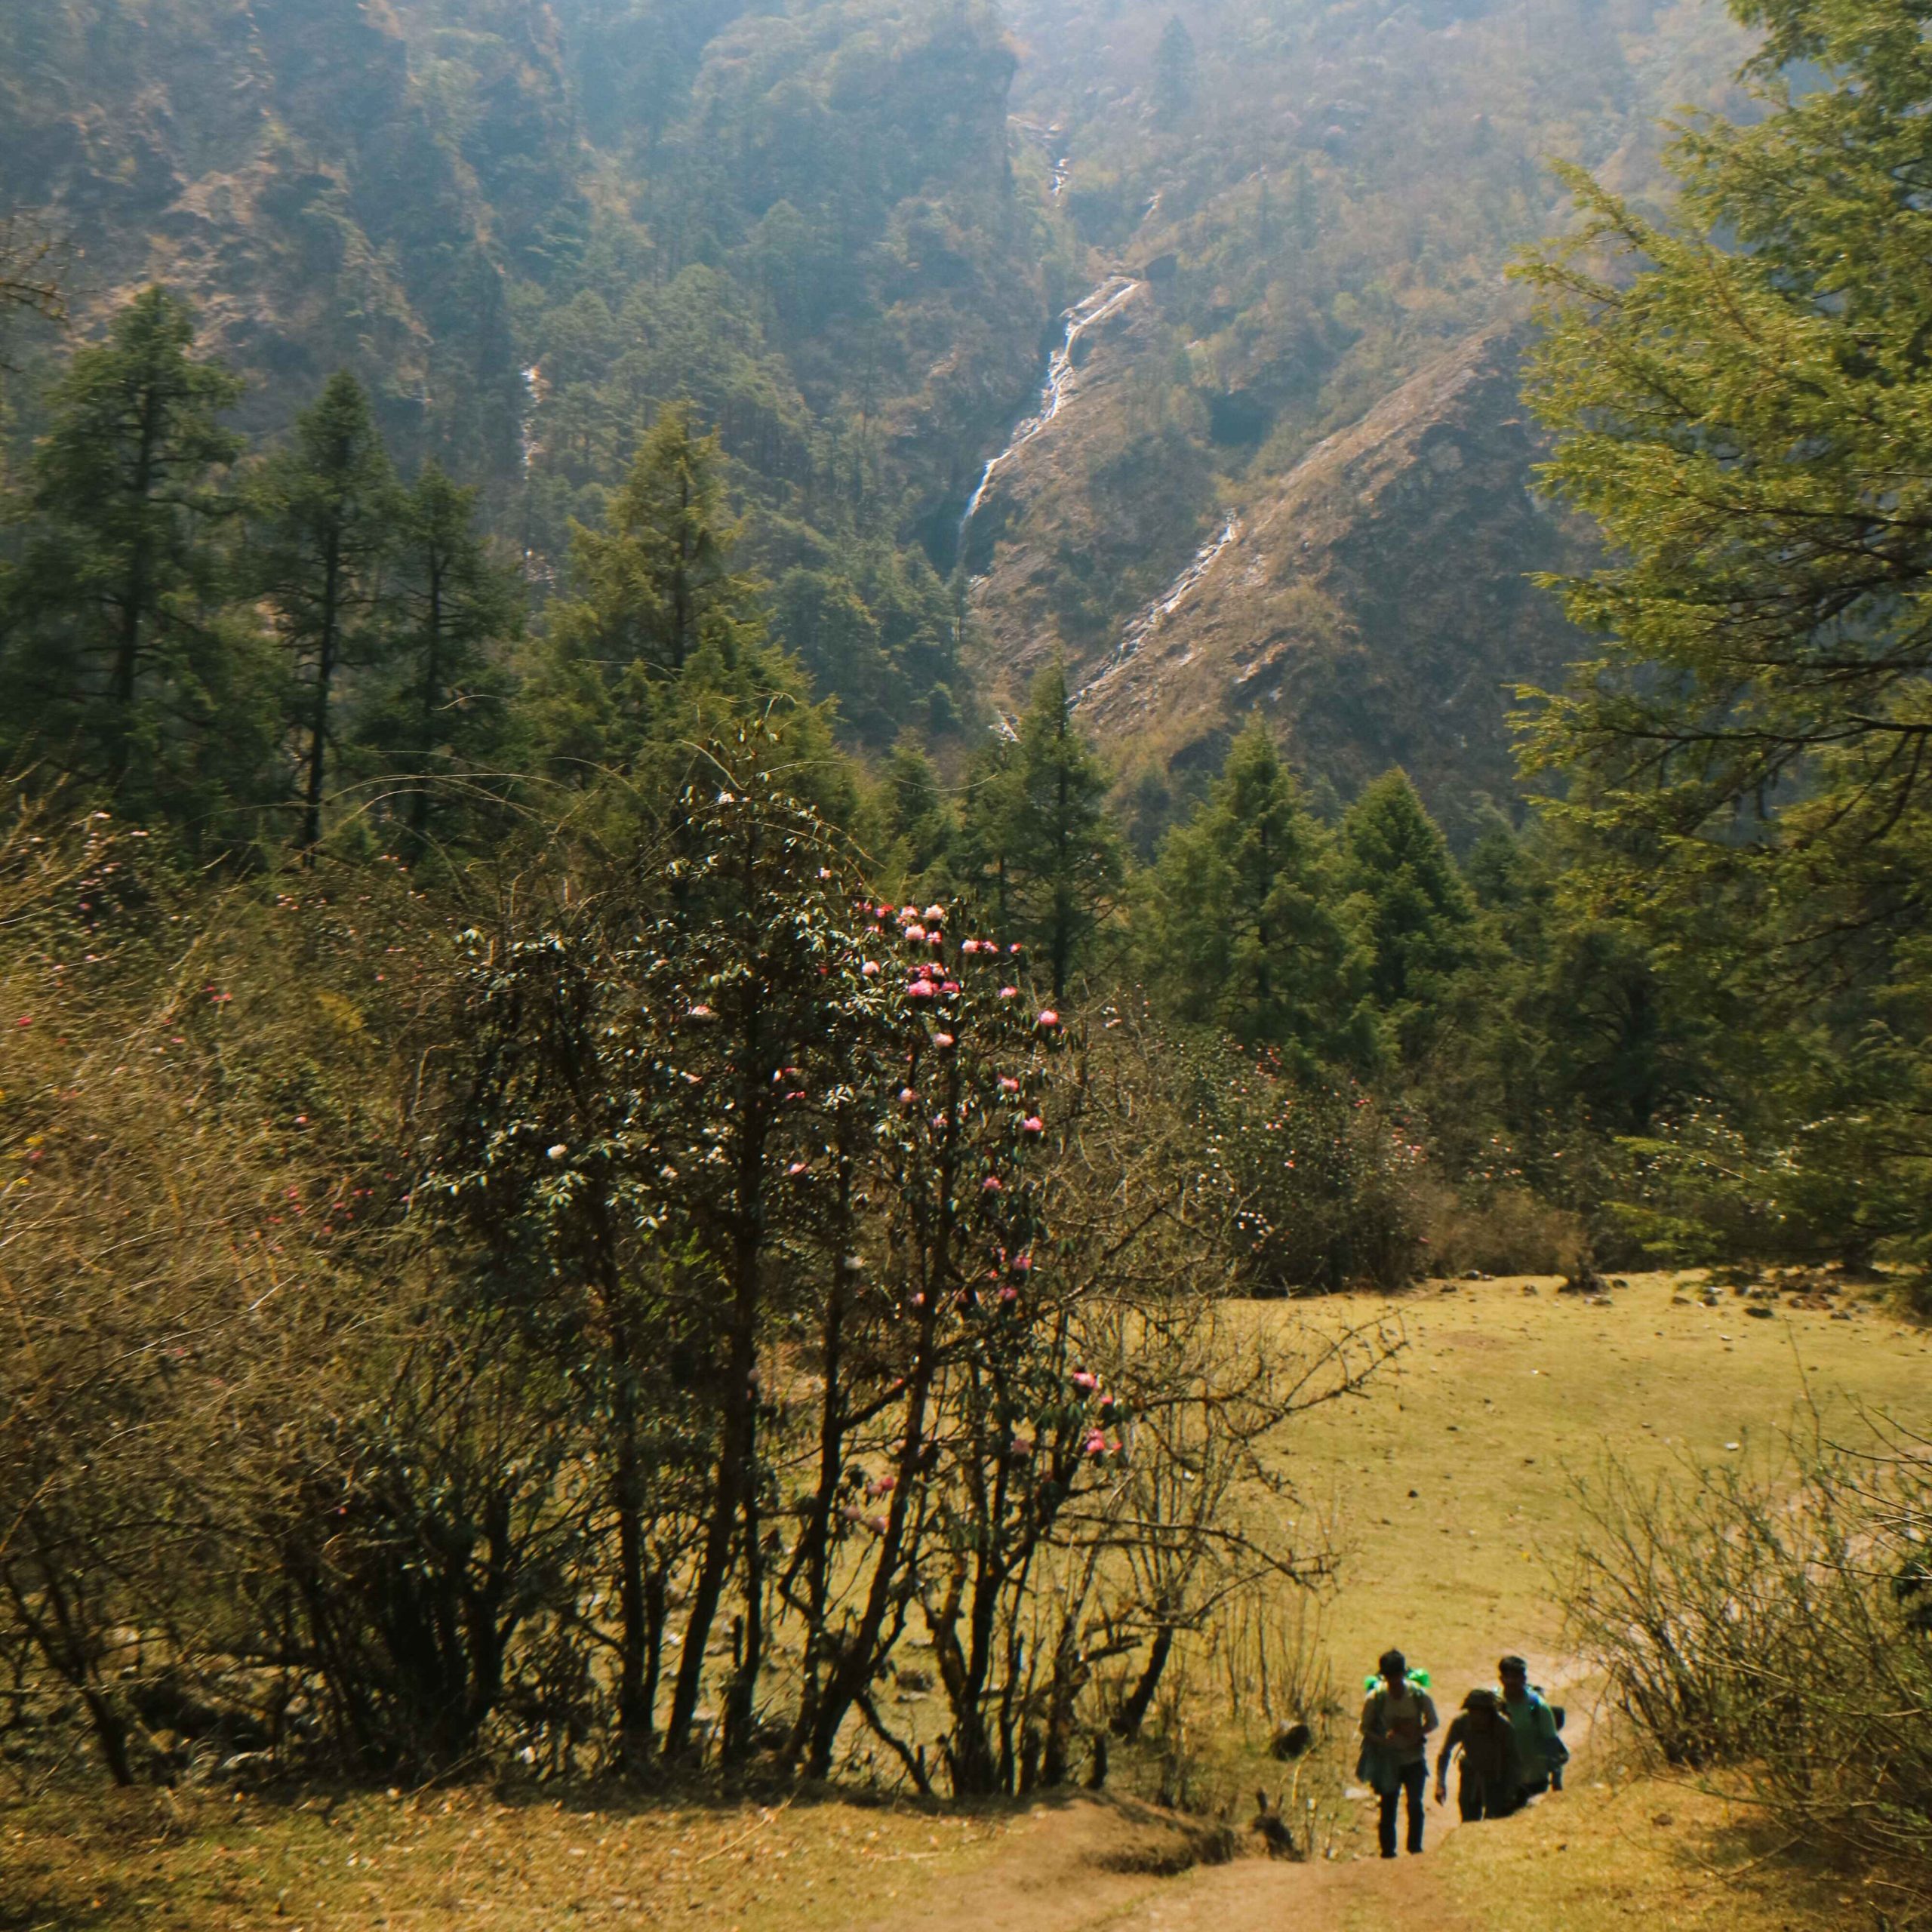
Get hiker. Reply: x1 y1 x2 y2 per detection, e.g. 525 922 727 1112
1359 1647 1438 1857
1497 1655 1567 1804
1433 1687 1521 1821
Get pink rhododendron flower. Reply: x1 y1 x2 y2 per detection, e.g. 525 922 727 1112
900 1087 919 1106
906 980 937 1000
1021 1115 1044 1136
981 1175 1003 1193
999 1076 1020 1094
934 1032 955 1050
1011 1252 1032 1274
1072 1369 1099 1391
905 924 926 944
998 986 1019 1000
788 1161 809 1177
1037 1009 1060 1030
862 960 881 977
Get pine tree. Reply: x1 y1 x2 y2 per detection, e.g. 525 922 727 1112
874 734 954 891
575 404 754 676
1341 770 1474 1059
0 286 273 829
532 405 766 775
1153 17 1198 125
961 663 1122 999
1141 721 1374 1073
359 462 522 856
248 371 401 857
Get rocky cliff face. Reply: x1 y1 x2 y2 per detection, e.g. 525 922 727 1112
0 1 555 470
970 320 1589 835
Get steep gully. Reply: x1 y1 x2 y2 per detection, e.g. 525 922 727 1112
957 254 1247 718
957 273 1144 541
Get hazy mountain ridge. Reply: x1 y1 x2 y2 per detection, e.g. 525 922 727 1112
1 0 1750 792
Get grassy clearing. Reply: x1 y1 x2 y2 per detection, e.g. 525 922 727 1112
2 1783 1011 1931
5 1271 1924 1931
1287 1272 1931 1697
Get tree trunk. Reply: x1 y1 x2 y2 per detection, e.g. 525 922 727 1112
300 538 343 860
1111 1625 1174 1739
409 547 445 849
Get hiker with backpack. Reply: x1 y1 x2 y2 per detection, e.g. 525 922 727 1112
1432 1687 1522 1821
1497 1655 1567 1804
1358 1647 1438 1857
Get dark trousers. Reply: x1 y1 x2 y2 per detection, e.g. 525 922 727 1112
1457 1767 1516 1821
1379 1758 1427 1855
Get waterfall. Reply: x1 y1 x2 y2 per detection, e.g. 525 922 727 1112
957 275 1141 548
1075 513 1244 708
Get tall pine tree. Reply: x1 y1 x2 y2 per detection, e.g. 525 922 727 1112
959 664 1122 999
0 286 274 830
358 461 522 856
1341 770 1474 1061
247 372 400 857
1140 720 1374 1073
532 405 768 777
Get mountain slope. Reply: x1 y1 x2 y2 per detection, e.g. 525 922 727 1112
1072 324 1587 832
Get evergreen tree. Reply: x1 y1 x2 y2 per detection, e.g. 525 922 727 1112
1517 0 1932 1254
1341 771 1474 1060
359 462 522 856
960 664 1122 998
1153 17 1198 125
248 371 400 857
1140 720 1374 1073
532 405 766 775
872 734 954 891
577 405 753 676
0 287 273 829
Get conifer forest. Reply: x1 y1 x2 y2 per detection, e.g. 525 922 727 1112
1 5 1928 1929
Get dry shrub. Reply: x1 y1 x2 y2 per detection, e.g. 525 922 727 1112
1422 1183 1585 1278
1565 1426 1932 1921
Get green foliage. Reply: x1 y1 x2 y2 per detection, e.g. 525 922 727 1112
1152 17 1198 126
245 370 403 855
1139 719 1374 1075
957 663 1124 999
0 288 275 839
355 461 524 858
1340 770 1473 1060
1518 0 1932 1257
1197 1054 1428 1295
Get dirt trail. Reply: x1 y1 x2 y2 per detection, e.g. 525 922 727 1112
862 1791 1488 1932
867 1663 1594 1932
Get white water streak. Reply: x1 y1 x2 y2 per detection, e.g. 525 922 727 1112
1075 513 1243 708
958 276 1141 541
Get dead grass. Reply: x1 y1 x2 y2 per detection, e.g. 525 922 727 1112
5 1270 1925 1931
0 1783 1014 1931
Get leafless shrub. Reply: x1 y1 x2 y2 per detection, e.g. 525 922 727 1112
1565 1423 1932 1920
